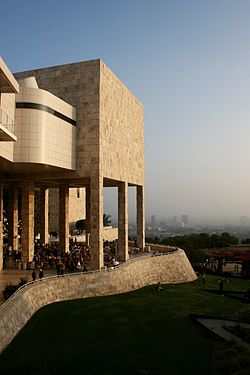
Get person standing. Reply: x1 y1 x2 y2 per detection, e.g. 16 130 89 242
218 278 224 294
31 270 37 281
39 269 44 279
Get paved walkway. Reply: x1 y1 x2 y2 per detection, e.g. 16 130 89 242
0 268 57 306
0 252 152 306
197 317 250 349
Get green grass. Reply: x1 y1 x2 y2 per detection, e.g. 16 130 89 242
1 275 250 375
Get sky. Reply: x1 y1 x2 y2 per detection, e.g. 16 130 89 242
2 0 250 224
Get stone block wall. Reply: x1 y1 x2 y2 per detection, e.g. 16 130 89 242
103 227 118 242
100 61 144 185
147 243 178 252
49 187 86 232
0 249 196 353
14 59 144 185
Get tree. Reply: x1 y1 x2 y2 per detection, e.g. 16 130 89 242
76 219 86 232
75 214 112 232
103 213 112 227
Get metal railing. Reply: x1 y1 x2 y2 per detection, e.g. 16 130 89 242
0 107 15 135
0 249 180 313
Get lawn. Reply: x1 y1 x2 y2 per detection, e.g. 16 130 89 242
1 275 250 375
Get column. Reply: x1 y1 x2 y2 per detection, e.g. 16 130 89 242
59 185 69 253
85 186 90 247
90 176 103 270
0 182 3 271
137 185 145 251
8 185 19 252
40 187 49 244
22 181 34 264
118 181 128 262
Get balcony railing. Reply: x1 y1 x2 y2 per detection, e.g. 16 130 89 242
0 107 15 135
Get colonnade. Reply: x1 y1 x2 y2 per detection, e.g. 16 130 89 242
0 178 145 271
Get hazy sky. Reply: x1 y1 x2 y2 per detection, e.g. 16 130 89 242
2 0 250 224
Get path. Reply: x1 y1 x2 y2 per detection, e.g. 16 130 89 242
197 317 250 349
0 268 57 306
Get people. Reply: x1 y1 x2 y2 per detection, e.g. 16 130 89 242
244 288 250 303
155 281 164 291
39 268 44 279
202 273 206 285
111 257 119 267
218 278 224 294
31 270 36 281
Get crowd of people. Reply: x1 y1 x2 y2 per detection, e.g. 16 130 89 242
32 238 124 275
32 238 91 275
3 237 146 279
31 238 145 276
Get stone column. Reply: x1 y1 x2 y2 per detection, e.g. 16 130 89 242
8 185 19 252
137 185 145 251
22 181 34 264
90 176 103 270
118 181 128 262
0 182 3 271
85 185 91 246
40 187 49 244
59 185 69 253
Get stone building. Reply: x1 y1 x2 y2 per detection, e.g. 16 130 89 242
0 57 144 271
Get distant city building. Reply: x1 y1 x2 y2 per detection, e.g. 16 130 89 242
172 216 178 226
159 220 166 229
240 216 249 226
151 215 156 227
182 215 188 226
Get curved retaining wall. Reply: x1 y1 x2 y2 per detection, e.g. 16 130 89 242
0 249 196 353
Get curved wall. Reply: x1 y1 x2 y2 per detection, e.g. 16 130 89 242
14 84 76 170
0 249 196 353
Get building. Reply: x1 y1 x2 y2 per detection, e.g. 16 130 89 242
0 57 144 271
172 216 178 226
240 216 249 226
181 214 188 226
151 215 156 227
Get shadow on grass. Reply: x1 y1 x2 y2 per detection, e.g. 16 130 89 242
1 276 250 375
203 288 250 303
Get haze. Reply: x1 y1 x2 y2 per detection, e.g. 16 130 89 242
2 0 250 224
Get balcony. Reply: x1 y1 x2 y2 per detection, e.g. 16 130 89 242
0 108 17 141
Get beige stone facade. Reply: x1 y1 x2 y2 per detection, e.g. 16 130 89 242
48 187 86 233
14 60 144 183
0 57 145 270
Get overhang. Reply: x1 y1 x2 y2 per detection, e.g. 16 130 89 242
0 124 17 141
0 57 19 93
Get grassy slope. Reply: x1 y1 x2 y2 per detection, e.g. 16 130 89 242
1 275 250 375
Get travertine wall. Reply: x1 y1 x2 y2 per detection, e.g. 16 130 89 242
49 188 86 232
103 227 118 242
14 60 101 178
100 61 144 184
14 59 144 184
0 250 196 353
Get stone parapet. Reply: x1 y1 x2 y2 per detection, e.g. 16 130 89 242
0 249 196 353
